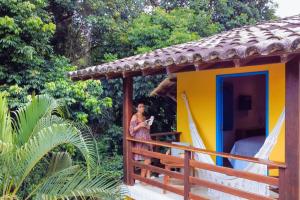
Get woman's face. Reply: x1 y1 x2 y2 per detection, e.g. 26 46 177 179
137 103 145 114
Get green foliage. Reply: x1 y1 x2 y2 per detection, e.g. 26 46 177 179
94 1 276 136
0 0 54 107
0 0 54 68
95 124 124 178
0 94 122 199
189 0 277 30
0 0 111 125
97 153 124 179
127 8 202 53
44 75 112 123
0 0 278 196
49 0 148 65
97 124 123 156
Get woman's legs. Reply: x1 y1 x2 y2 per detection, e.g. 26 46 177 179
141 163 146 178
144 159 151 178
140 159 151 178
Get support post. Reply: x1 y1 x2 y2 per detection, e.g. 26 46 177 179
184 150 191 200
123 77 134 185
280 57 300 199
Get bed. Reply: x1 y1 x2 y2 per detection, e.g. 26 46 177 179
229 136 265 170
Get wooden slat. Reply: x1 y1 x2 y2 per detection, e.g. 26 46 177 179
132 174 209 200
132 162 207 200
128 137 286 168
132 144 280 199
132 161 184 180
132 147 183 163
189 176 275 200
132 174 184 196
189 193 210 200
190 160 279 186
134 148 279 186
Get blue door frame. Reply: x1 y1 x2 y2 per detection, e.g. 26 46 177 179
216 71 269 166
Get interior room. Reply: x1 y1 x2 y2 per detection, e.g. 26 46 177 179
221 74 267 168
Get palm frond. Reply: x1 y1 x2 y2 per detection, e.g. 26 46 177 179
13 95 62 146
46 152 72 177
0 93 12 144
0 94 119 200
30 115 66 137
72 121 101 166
13 123 97 193
33 167 123 200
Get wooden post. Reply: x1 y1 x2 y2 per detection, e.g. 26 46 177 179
184 150 191 200
123 77 134 185
279 57 300 199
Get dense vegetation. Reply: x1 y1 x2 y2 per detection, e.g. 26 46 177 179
0 0 277 196
0 94 121 199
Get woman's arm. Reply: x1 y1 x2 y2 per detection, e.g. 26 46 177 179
129 115 143 136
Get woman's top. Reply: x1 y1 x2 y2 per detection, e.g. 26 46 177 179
129 116 152 161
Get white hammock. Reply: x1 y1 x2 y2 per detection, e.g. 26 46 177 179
182 92 285 200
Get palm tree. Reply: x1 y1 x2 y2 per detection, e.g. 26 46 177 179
0 94 122 200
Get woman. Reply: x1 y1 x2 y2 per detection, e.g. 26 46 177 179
129 102 152 179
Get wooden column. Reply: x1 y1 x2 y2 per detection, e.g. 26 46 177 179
123 77 134 185
280 57 300 199
184 150 191 200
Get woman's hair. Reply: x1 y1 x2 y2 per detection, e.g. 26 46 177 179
133 100 146 114
134 100 145 107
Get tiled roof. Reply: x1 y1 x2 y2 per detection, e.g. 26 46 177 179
69 15 300 80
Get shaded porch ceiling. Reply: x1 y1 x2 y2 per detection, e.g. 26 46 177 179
68 15 300 81
150 74 177 101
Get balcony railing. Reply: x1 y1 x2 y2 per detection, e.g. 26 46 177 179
126 134 286 200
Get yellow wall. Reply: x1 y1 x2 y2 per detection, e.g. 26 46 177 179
177 64 285 169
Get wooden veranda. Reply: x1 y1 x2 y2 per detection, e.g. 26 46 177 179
69 15 300 200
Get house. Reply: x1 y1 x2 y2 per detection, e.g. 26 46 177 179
69 15 300 200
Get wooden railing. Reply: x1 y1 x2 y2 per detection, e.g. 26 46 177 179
126 136 286 200
151 131 181 142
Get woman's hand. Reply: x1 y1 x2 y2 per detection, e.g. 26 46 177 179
141 122 148 128
138 122 150 129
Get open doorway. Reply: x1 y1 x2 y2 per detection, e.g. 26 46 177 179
216 72 268 168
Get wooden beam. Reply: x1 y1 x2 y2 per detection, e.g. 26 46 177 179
78 75 92 81
233 59 240 67
166 64 195 74
122 71 142 78
123 77 134 185
105 72 122 79
90 73 106 80
184 151 191 200
240 56 281 67
141 67 165 76
279 56 300 200
280 54 297 63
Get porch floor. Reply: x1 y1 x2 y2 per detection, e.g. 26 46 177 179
126 176 278 200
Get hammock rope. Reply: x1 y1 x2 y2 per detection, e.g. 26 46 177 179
182 92 285 200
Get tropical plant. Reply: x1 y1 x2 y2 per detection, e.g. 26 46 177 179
0 0 112 127
0 94 122 200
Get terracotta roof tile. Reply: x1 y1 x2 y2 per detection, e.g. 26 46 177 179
69 15 300 80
